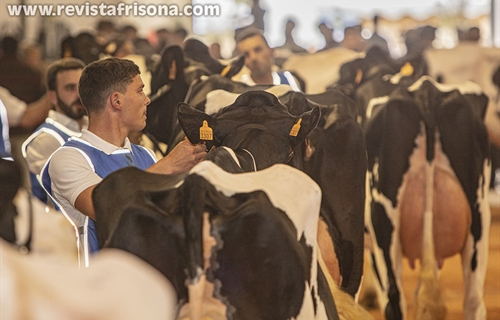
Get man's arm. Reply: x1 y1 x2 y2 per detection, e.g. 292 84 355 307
25 133 63 175
147 138 207 175
0 87 51 130
74 139 207 221
19 94 52 131
49 148 102 222
75 185 97 221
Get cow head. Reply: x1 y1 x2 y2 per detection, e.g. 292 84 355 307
183 38 245 83
146 41 247 148
146 45 188 145
178 90 321 170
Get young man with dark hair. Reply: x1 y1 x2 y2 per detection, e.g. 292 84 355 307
42 58 207 256
235 28 302 91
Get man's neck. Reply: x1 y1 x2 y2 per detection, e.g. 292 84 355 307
87 117 129 147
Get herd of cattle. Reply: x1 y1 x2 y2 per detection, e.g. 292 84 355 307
2 38 499 320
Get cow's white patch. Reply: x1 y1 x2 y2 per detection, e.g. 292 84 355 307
366 96 390 119
190 161 321 247
407 75 483 95
189 161 328 318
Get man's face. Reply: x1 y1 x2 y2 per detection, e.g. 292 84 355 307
121 74 150 132
237 35 274 79
52 69 86 120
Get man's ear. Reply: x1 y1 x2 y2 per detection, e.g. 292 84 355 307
110 92 122 111
47 90 58 106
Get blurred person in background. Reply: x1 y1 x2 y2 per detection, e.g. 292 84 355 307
22 58 87 203
235 28 303 91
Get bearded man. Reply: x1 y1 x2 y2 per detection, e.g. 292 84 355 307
22 58 88 203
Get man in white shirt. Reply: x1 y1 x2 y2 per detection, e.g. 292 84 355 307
41 57 206 259
22 58 88 202
235 28 302 92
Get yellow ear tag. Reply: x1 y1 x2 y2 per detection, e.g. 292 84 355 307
400 62 414 76
220 64 231 77
169 60 177 80
355 68 363 84
289 118 302 137
200 120 213 140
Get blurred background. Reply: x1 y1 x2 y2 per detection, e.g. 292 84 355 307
0 0 497 62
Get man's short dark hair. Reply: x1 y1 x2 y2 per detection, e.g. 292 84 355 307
46 58 86 91
235 27 269 47
79 57 140 115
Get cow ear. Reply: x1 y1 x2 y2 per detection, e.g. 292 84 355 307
223 55 245 78
161 45 185 80
178 102 216 147
289 106 321 146
184 38 226 74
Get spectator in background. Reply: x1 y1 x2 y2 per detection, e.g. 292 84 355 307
104 37 135 58
317 22 339 51
62 32 102 65
22 58 87 203
235 28 303 91
95 19 116 46
118 25 155 70
20 42 46 76
341 25 365 52
171 27 188 47
154 28 170 53
0 36 45 104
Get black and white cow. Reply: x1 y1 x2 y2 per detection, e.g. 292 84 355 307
93 90 341 319
93 161 339 320
278 89 367 297
363 75 491 320
145 39 244 150
177 88 368 299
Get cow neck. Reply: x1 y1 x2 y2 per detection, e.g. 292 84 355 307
221 123 295 168
238 148 257 172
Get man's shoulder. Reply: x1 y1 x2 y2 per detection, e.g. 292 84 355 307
27 131 62 149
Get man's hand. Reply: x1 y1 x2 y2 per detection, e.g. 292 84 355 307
148 138 207 175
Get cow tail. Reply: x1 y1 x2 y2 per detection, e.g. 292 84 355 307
415 158 446 320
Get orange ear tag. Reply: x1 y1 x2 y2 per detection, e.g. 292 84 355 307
169 60 177 80
400 62 414 76
200 120 213 140
355 69 363 84
289 118 302 137
220 64 231 77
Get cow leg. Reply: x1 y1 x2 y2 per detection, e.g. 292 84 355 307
460 168 491 320
366 196 406 320
317 218 342 287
